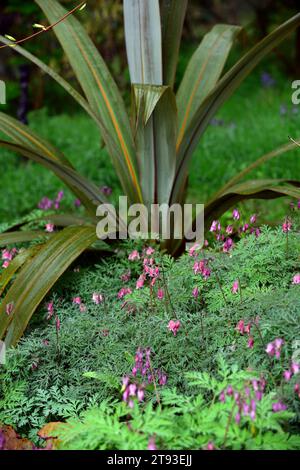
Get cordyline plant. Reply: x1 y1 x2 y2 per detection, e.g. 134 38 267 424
1 0 300 346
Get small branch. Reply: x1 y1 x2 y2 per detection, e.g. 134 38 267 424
288 136 300 148
0 2 86 50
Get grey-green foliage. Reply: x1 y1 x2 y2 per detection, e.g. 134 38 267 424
58 361 300 450
0 226 299 437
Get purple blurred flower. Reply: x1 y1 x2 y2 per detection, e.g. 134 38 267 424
223 238 233 253
280 104 288 116
261 72 276 88
210 118 224 127
272 401 287 413
100 186 112 196
38 197 53 210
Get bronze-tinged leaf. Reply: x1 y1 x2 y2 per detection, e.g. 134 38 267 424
38 422 63 449
0 226 98 346
176 24 241 151
132 85 177 206
173 13 300 204
0 231 50 248
160 0 188 87
35 0 142 204
38 422 62 440
0 425 34 450
0 246 42 296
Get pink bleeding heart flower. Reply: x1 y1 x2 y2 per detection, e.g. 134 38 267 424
292 274 300 285
157 289 164 300
192 287 199 298
236 319 245 335
136 275 145 289
232 209 240 220
223 238 233 253
47 301 54 320
283 370 292 382
148 437 157 451
168 320 181 336
210 220 221 232
206 442 215 451
265 342 275 356
266 338 284 358
45 223 55 233
128 250 140 261
5 302 14 316
291 363 300 375
232 280 239 294
282 220 292 233
188 243 201 257
118 287 132 299
92 293 104 304
2 249 13 261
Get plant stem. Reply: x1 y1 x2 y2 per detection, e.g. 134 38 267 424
222 400 236 449
238 277 243 303
149 356 161 407
251 320 277 388
160 255 177 319
214 270 228 306
200 311 205 342
149 284 154 314
55 329 61 362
